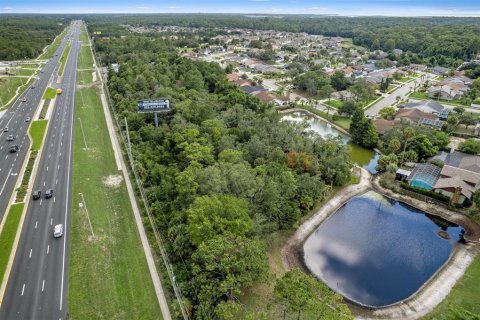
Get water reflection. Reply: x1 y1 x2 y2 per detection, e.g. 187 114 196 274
282 111 379 173
303 191 464 307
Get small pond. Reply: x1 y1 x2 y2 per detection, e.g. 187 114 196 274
282 111 379 173
303 191 464 307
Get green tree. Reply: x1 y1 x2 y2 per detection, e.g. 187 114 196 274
350 107 378 149
274 269 353 320
379 106 396 120
187 194 253 246
192 235 268 318
338 100 357 116
409 134 439 159
330 70 349 91
453 106 466 115
458 138 480 155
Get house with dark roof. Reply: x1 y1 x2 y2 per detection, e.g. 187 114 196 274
373 118 394 135
395 108 442 128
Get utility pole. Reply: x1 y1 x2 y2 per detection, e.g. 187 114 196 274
125 117 131 154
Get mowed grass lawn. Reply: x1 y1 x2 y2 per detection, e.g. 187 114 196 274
77 70 93 85
69 87 161 319
28 120 48 151
0 204 25 284
78 45 95 70
43 87 57 100
58 41 71 77
423 255 480 319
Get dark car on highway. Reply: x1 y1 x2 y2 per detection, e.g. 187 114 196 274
45 189 53 198
9 145 18 153
32 190 41 200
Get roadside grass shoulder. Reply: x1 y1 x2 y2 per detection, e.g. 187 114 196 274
410 91 429 100
0 77 28 109
78 45 95 70
0 204 25 285
29 120 48 151
77 70 93 84
69 86 161 319
43 87 57 100
423 255 480 319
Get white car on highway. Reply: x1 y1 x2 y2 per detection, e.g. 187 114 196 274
53 224 64 238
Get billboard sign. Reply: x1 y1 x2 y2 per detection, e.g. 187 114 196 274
137 99 171 113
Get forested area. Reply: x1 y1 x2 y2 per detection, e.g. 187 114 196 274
0 15 68 60
95 33 353 319
84 14 480 67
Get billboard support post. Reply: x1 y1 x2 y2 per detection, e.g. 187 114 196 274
154 112 159 128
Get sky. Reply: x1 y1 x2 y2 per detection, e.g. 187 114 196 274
2 0 480 16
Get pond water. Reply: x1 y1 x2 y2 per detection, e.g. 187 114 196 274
282 111 379 173
303 191 464 307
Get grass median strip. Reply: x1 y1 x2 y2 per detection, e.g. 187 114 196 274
29 120 48 151
43 87 57 100
0 204 25 284
39 26 68 60
69 86 161 319
58 40 71 78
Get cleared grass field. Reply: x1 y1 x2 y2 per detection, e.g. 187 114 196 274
77 70 93 85
28 120 48 151
77 45 95 70
423 255 480 319
0 204 25 285
69 86 161 319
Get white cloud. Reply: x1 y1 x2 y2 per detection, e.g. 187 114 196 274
167 6 182 9
2 7 14 10
136 6 150 9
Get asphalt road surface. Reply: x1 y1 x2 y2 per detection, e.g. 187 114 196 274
0 30 71 224
0 21 80 320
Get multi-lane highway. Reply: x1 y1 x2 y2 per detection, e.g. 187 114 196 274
0 28 71 223
0 21 81 320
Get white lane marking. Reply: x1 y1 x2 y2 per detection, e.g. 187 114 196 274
50 218 53 226
44 181 46 186
21 284 25 296
47 245 50 254
56 179 58 185
42 280 45 292
35 221 38 229
0 168 12 196
54 197 56 203
46 166 48 171
39 199 42 206
29 249 32 258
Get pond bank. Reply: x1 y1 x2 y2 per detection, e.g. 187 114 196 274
282 169 480 320
278 108 350 135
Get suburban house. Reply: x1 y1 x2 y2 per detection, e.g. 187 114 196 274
399 100 450 120
427 76 472 100
331 90 354 101
433 151 480 204
395 108 443 129
373 118 394 135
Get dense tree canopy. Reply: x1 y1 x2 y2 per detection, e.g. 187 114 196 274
0 16 68 60
96 31 352 318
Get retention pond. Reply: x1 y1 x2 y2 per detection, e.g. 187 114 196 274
282 111 380 173
303 190 464 307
